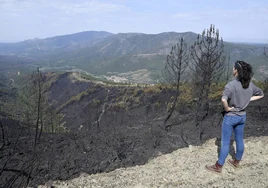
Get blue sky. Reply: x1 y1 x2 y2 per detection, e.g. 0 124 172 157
1 0 268 42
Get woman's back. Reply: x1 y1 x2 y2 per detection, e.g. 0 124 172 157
223 79 263 115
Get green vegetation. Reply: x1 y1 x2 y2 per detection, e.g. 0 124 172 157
0 70 66 134
59 87 98 110
1 31 267 83
80 73 101 82
92 99 101 106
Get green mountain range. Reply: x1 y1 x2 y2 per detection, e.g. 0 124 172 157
0 31 267 82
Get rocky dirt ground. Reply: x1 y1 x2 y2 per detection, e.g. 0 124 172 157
38 135 268 188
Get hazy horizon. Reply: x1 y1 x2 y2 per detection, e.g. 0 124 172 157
0 30 267 44
1 0 268 43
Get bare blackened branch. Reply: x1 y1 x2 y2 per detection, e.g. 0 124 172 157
2 168 32 178
162 38 189 127
265 45 268 60
0 121 6 149
33 67 41 150
190 24 226 141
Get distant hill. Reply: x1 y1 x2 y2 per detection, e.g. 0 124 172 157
229 42 266 46
0 31 267 82
41 32 198 75
0 31 113 55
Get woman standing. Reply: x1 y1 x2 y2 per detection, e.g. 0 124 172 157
206 60 264 173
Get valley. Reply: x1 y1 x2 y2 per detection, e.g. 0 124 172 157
0 30 268 187
1 31 267 83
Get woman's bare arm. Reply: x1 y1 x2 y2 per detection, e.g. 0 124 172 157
250 95 264 101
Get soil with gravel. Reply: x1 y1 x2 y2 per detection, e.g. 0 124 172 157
38 135 268 188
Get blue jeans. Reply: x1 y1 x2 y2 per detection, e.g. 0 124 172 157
218 114 246 165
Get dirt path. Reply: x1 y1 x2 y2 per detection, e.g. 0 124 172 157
39 136 268 188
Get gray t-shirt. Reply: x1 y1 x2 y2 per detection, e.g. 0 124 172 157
222 79 264 115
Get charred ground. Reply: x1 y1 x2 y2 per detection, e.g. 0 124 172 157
0 72 267 187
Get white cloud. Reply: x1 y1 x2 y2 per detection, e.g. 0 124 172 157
53 1 124 14
172 8 268 22
0 0 126 15
172 13 191 19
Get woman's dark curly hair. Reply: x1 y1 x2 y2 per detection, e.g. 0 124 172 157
234 60 253 89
